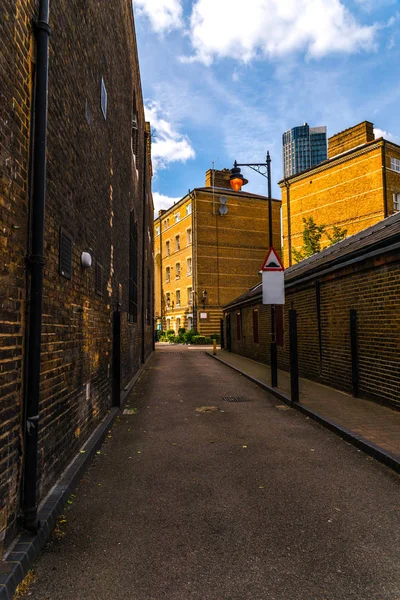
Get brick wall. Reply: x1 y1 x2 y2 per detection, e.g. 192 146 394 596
224 251 400 409
0 0 154 551
0 0 35 554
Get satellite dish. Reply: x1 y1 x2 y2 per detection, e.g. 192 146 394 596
219 205 228 216
219 195 228 205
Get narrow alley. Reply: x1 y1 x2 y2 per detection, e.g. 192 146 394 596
24 347 399 600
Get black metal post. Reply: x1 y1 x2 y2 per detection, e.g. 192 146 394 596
350 309 359 397
220 318 224 350
22 0 51 533
267 152 278 388
289 309 299 403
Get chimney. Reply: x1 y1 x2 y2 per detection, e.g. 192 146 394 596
205 168 232 190
158 209 166 217
328 121 374 159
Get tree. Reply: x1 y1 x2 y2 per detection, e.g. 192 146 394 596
327 224 348 245
292 217 326 263
292 218 348 263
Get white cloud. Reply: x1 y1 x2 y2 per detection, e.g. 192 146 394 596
133 0 183 32
185 0 377 65
153 192 182 214
374 128 400 144
145 101 196 171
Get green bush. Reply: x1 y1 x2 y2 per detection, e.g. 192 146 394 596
172 336 180 343
210 333 220 342
166 329 175 336
192 335 208 345
183 328 198 343
158 332 166 342
178 328 186 336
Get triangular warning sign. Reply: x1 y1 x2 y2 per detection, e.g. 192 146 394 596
261 247 284 272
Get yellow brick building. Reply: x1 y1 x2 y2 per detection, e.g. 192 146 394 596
154 169 281 337
280 121 400 266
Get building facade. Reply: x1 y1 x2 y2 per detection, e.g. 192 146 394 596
0 0 153 553
223 213 400 410
282 123 327 178
154 169 281 337
280 121 400 267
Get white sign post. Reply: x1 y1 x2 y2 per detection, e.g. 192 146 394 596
261 247 285 305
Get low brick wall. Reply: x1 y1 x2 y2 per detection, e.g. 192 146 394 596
224 249 400 410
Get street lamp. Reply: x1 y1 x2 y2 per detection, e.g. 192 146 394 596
229 151 278 388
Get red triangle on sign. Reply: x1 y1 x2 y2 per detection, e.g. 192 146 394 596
261 247 284 272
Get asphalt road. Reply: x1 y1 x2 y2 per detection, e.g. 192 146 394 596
25 347 400 599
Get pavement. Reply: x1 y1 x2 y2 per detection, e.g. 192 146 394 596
21 346 400 599
210 349 400 462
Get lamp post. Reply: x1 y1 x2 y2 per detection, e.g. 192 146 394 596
229 152 278 387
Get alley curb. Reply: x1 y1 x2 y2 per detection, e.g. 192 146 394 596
0 354 153 600
207 352 400 476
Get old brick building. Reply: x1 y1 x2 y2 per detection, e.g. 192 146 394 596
280 121 400 267
223 212 400 409
154 169 281 337
0 0 153 552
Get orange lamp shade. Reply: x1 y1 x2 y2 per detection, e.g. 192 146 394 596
230 178 243 192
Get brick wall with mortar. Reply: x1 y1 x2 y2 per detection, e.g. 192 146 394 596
280 129 400 268
0 0 154 552
0 0 36 555
224 251 400 409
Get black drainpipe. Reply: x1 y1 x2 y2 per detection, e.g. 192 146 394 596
141 131 148 363
382 140 388 218
22 0 51 532
284 179 292 266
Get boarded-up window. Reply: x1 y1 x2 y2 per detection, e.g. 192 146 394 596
236 311 241 341
59 228 72 279
129 211 138 323
275 305 284 347
253 308 259 343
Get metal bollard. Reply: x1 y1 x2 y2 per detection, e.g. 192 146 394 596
213 339 217 355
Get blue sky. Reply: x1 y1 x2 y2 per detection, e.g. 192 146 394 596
133 0 400 212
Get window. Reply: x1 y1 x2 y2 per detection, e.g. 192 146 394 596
59 228 72 279
390 157 400 173
187 229 192 245
236 311 241 341
187 287 192 305
176 263 181 279
166 241 170 256
175 235 180 251
129 211 138 323
176 318 181 332
252 308 259 343
95 261 103 296
166 292 171 308
187 257 192 276
132 111 138 159
156 225 160 236
176 290 181 306
167 318 171 330
175 212 180 223
393 193 400 211
186 203 192 215
101 77 107 120
187 316 193 330
166 267 170 282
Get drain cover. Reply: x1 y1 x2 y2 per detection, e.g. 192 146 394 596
223 396 247 403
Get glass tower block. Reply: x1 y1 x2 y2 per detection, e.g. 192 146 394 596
283 124 327 178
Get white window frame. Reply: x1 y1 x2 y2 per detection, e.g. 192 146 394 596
176 289 181 307
175 212 180 223
390 157 400 173
166 293 171 308
187 228 192 245
176 263 180 279
393 192 400 211
166 267 170 283
166 241 170 256
175 235 180 251
155 225 160 236
186 203 192 215
187 287 192 305
187 257 192 276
